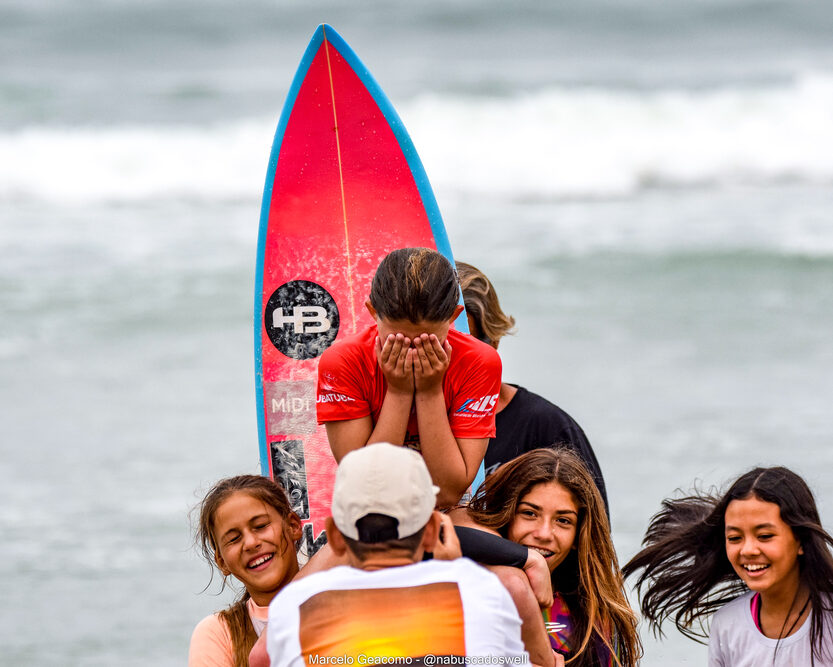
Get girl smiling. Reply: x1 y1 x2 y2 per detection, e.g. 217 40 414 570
453 448 641 667
190 475 302 667
624 466 833 666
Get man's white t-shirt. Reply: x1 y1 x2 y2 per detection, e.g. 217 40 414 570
709 592 833 666
267 558 530 667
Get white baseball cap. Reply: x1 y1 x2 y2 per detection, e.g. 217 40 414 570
331 442 440 541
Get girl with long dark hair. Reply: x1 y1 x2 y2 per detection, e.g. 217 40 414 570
624 466 833 665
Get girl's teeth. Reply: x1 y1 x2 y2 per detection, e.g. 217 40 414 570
249 554 273 568
745 564 768 571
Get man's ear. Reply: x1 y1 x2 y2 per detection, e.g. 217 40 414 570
365 301 377 320
325 517 348 557
420 512 443 552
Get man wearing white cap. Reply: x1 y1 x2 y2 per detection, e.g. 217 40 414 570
266 443 531 667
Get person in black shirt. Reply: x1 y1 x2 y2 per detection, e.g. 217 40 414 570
456 261 608 511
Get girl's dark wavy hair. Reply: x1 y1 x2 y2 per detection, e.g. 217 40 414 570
623 466 833 663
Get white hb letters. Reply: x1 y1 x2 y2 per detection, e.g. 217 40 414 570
272 306 331 334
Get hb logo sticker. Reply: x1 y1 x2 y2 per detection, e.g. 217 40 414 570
264 280 340 360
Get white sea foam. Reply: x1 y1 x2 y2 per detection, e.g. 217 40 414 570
409 71 833 199
0 121 269 204
1 72 832 204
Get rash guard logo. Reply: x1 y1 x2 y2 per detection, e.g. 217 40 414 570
316 392 355 404
455 394 498 416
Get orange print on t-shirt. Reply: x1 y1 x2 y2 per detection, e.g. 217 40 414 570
298 582 466 663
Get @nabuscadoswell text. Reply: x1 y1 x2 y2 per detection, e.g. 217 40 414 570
307 655 530 665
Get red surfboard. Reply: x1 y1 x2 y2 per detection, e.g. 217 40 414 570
254 24 470 553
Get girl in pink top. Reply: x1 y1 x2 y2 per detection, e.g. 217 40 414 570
189 475 302 667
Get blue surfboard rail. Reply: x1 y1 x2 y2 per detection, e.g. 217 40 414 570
254 27 326 476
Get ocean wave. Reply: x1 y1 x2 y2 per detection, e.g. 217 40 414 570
410 71 833 199
0 121 268 204
1 72 832 204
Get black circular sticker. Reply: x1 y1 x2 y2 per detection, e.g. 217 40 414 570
264 280 340 360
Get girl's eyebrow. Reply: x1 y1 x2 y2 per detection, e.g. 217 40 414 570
517 501 577 516
518 501 541 511
725 522 778 532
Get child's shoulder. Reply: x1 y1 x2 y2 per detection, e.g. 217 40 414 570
448 329 500 362
320 325 378 364
188 612 233 665
191 611 229 637
712 591 754 627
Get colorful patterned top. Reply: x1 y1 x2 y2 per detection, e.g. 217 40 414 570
543 592 575 656
542 593 619 666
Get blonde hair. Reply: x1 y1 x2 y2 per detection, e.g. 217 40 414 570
456 261 515 346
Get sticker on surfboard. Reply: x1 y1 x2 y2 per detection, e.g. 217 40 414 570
254 24 476 554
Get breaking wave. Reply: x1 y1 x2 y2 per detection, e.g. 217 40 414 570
1 71 832 204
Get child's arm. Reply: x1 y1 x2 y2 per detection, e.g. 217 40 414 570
413 333 489 506
415 389 487 507
326 333 415 461
326 416 372 462
449 511 554 608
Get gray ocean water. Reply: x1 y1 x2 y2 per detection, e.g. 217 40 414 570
2 1 832 664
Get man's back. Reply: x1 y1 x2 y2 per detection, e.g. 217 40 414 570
267 558 530 667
